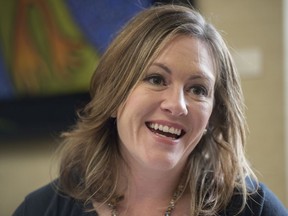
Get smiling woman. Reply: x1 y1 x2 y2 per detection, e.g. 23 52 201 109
115 36 215 174
13 4 287 216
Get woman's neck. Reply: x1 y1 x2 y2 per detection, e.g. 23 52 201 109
93 161 189 216
114 160 187 214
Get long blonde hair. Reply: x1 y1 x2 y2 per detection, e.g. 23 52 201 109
58 4 257 215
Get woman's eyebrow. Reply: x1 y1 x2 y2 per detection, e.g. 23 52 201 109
152 62 214 83
188 73 214 83
152 62 172 74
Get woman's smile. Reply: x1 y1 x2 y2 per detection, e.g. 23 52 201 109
145 121 186 140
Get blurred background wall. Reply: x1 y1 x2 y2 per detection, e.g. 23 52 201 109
198 0 288 207
0 0 287 215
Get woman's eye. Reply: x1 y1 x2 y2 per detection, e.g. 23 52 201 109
189 86 208 97
144 75 166 86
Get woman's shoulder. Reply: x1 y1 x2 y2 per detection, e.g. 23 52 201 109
255 182 287 215
12 180 96 216
224 180 287 216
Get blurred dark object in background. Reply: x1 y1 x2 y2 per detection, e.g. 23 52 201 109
0 93 90 140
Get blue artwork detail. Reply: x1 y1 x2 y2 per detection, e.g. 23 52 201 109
0 45 14 99
65 0 153 54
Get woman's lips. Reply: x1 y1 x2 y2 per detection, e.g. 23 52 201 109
145 122 186 139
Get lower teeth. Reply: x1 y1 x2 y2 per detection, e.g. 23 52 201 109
156 132 177 139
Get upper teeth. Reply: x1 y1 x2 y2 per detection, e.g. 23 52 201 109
149 123 182 136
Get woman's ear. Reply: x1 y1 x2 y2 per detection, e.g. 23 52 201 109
203 122 210 135
203 128 208 135
111 110 117 118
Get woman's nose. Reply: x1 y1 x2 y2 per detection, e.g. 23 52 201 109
160 88 188 116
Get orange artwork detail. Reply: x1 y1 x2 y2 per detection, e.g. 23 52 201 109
12 0 85 95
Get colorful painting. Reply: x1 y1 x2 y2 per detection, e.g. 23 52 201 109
0 0 152 99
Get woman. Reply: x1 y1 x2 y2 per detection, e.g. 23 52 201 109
13 4 287 216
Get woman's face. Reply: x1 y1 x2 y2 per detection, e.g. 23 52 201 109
116 36 215 172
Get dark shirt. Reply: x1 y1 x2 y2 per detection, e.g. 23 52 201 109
13 180 287 216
